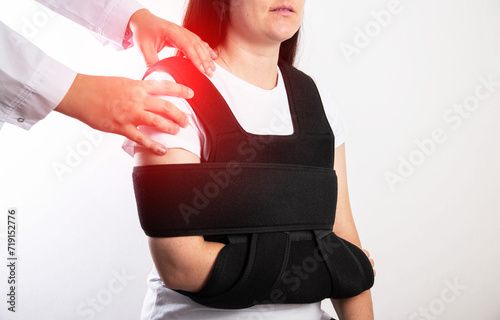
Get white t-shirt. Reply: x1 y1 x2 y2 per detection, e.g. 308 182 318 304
123 62 346 320
123 63 346 158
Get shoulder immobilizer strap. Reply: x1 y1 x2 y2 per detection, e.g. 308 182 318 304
133 163 337 237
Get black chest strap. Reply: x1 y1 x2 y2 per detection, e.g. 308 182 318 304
133 162 336 237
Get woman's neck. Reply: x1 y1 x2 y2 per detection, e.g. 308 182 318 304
215 37 280 90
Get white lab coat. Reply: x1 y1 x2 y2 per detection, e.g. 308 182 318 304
0 0 143 130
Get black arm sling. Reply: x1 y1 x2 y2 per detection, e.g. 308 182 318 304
132 57 374 309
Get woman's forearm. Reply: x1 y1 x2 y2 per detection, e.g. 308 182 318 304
332 144 375 318
148 236 225 292
331 224 375 319
332 290 374 320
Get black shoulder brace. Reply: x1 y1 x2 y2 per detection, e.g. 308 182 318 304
133 57 374 308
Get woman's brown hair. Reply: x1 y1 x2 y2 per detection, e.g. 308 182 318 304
180 0 300 65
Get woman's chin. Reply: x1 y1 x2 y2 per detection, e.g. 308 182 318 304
264 26 299 42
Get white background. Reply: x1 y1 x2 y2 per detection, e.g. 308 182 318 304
1 0 500 319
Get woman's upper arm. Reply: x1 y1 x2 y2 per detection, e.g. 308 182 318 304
133 128 203 286
123 70 204 161
333 143 362 247
135 147 200 166
134 148 206 290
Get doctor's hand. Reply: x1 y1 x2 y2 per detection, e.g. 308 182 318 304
128 9 217 75
55 74 192 155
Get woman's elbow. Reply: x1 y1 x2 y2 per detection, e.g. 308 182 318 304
149 236 210 292
158 267 192 291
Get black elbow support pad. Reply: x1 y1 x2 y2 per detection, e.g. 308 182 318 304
134 57 375 309
178 231 374 309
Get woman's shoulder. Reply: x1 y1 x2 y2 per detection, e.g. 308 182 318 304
144 56 200 83
144 70 176 82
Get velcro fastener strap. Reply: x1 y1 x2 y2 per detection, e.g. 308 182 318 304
133 163 337 237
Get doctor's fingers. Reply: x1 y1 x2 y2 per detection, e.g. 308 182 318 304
142 79 194 100
139 94 189 131
183 40 217 77
121 124 169 156
173 27 217 76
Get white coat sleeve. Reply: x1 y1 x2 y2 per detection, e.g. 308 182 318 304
35 0 144 49
0 21 77 130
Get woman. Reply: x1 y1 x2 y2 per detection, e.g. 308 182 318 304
124 1 375 319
